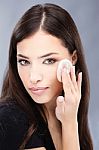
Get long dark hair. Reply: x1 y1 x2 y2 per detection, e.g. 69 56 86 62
0 3 93 149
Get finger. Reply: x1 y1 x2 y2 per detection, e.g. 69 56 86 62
70 66 78 91
56 96 65 105
77 72 82 93
62 67 75 95
56 96 65 119
56 96 65 111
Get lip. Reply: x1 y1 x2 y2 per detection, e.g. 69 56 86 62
29 87 49 96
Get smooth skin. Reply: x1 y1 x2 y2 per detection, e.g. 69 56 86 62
17 30 82 150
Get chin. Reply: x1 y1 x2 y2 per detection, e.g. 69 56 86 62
31 97 49 104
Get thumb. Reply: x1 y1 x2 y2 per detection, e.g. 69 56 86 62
55 96 65 121
56 96 64 105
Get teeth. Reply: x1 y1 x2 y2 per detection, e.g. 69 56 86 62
57 59 72 82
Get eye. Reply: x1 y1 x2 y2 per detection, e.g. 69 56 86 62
43 58 57 65
17 59 30 66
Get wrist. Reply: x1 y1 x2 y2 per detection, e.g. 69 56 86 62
62 121 78 130
61 121 80 150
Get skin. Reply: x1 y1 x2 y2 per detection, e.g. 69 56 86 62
17 30 82 150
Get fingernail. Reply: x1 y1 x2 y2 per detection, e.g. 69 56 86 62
79 72 82 81
80 72 82 78
63 67 69 74
73 66 75 72
63 67 66 73
58 96 64 102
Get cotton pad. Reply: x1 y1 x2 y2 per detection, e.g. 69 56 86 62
57 59 72 82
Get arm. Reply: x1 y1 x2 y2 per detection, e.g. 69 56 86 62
55 66 82 150
62 122 80 150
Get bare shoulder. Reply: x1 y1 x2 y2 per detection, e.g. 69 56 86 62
25 147 46 150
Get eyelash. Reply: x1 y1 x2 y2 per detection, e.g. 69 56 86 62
43 58 57 65
17 58 57 66
17 59 30 66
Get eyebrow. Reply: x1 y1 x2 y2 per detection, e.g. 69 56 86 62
38 52 59 58
17 54 29 59
17 52 59 59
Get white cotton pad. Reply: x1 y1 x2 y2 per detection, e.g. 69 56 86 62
57 59 72 82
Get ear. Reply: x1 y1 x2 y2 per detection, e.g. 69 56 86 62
71 50 77 65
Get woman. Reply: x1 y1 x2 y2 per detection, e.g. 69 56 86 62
0 3 93 150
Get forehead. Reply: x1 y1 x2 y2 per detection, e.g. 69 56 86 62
17 30 69 57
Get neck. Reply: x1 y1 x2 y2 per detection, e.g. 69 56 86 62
43 99 61 130
44 98 56 119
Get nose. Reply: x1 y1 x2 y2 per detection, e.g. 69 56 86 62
30 66 43 84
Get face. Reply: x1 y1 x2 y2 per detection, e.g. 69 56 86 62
17 30 74 106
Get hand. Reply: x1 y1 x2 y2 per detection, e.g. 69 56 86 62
55 66 82 124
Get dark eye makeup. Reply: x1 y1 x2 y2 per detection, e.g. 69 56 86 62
43 58 57 65
17 57 58 66
17 59 30 66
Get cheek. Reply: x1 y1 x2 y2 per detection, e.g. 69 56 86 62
47 66 57 81
48 67 62 88
17 67 29 86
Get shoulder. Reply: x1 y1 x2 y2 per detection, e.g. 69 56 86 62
0 100 29 149
0 100 28 126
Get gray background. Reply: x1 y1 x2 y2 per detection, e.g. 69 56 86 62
0 0 99 149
